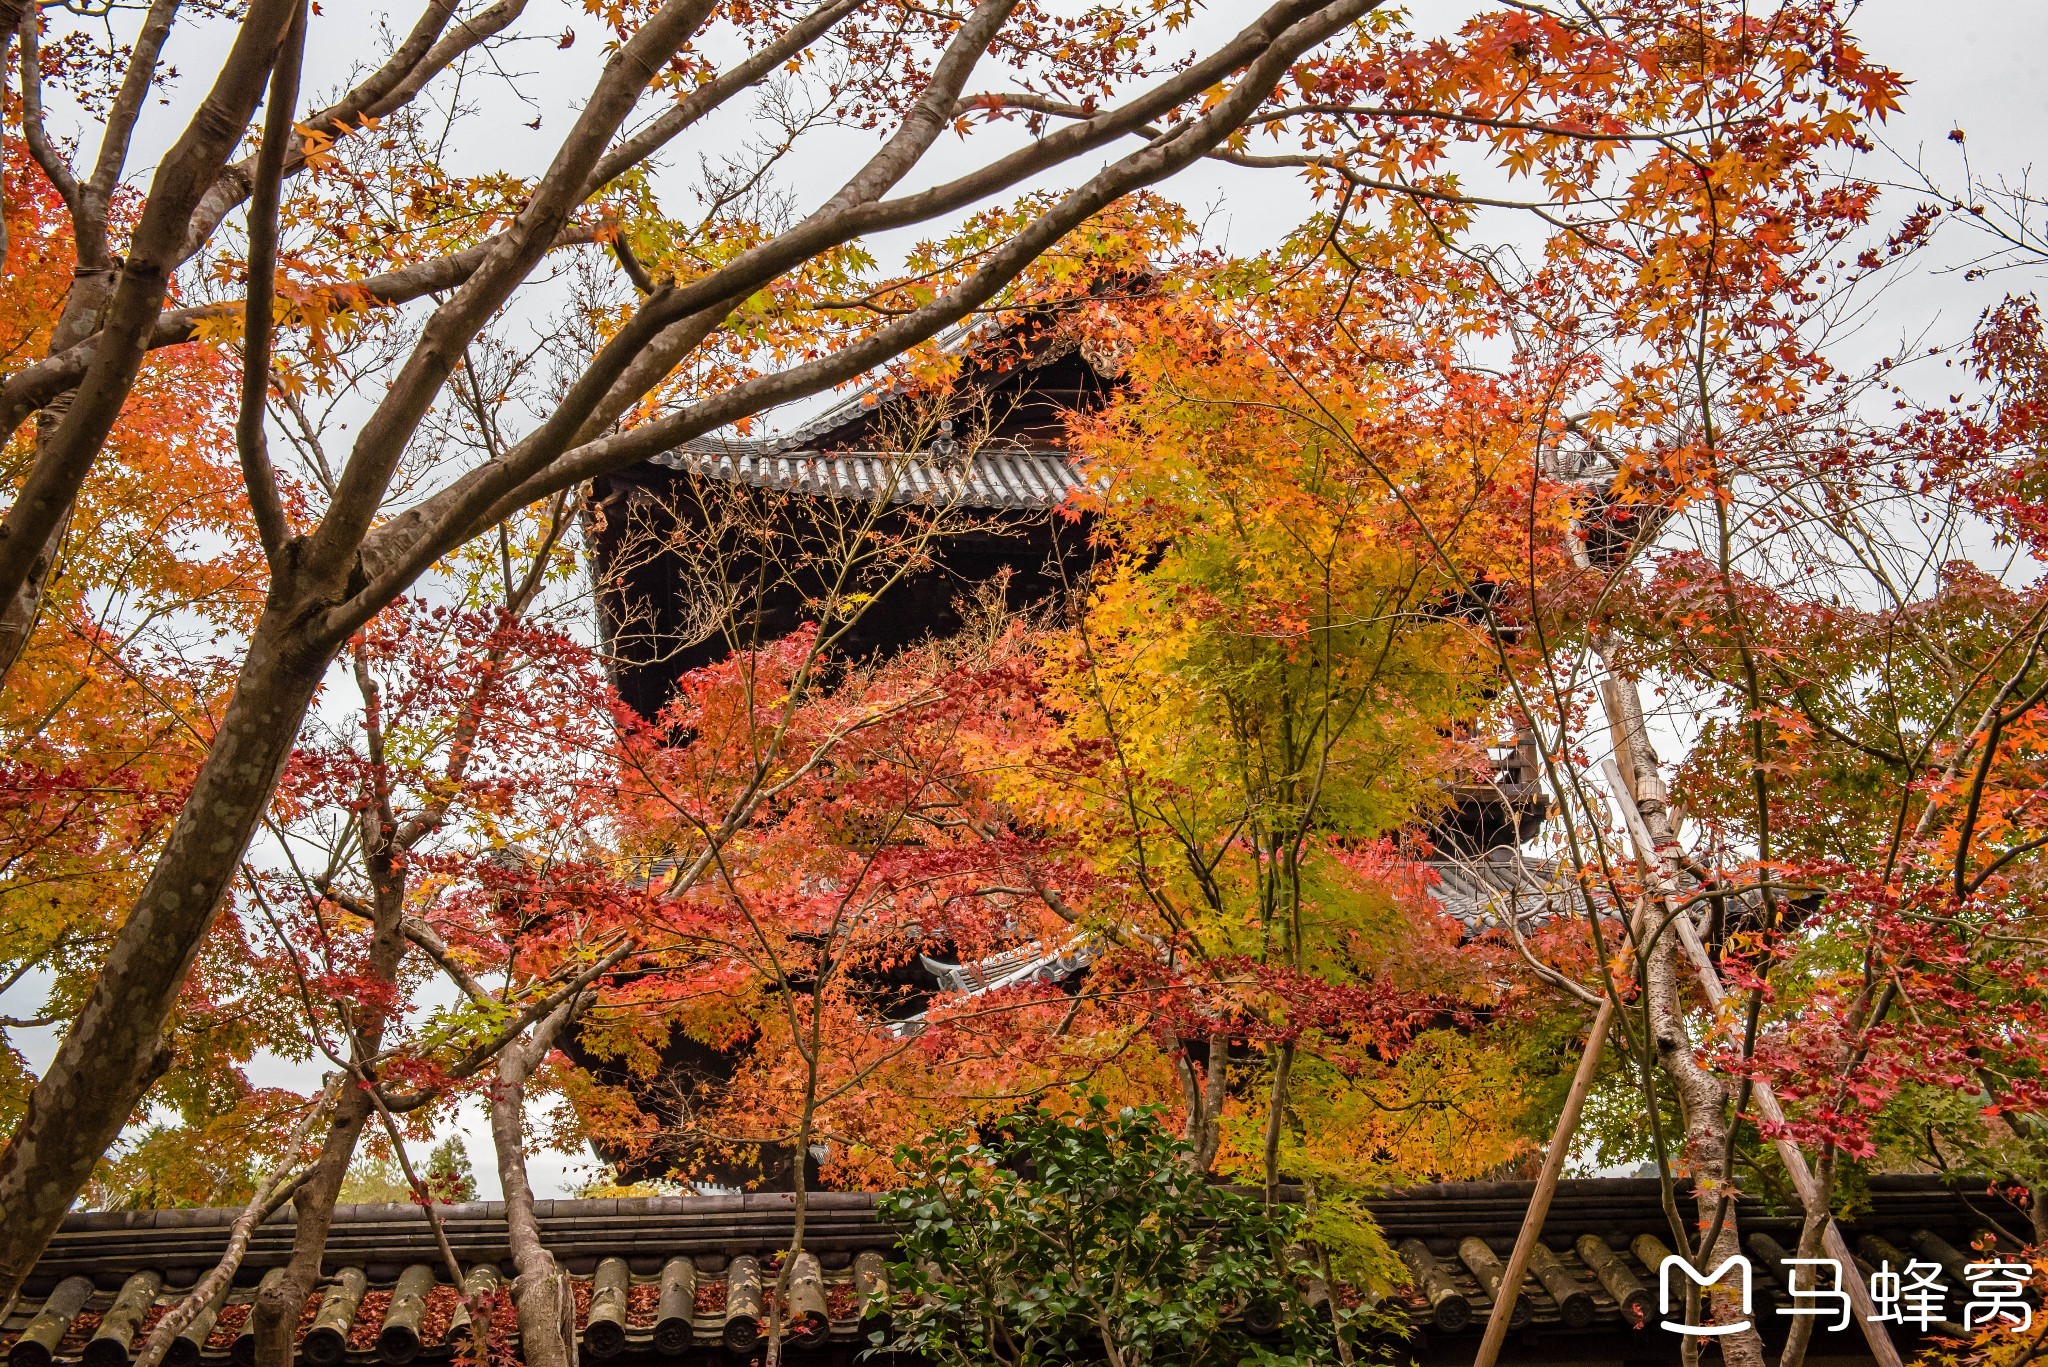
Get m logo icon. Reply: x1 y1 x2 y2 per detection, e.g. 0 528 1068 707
1658 1255 1753 1336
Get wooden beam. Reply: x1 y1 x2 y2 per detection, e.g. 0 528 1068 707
1470 996 1615 1367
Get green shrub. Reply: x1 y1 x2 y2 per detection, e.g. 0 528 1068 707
878 1096 1364 1366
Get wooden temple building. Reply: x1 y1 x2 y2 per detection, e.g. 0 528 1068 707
11 314 1981 1367
569 307 1562 1189
584 304 1556 917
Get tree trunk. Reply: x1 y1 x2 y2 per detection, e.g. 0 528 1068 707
1600 661 1765 1367
255 797 410 1367
0 322 103 685
0 0 125 687
1178 1029 1229 1172
1261 1041 1294 1202
492 998 584 1367
0 492 70 682
1644 914 1766 1367
0 607 328 1303
251 1089 373 1367
0 0 1388 1296
133 1082 332 1367
0 1 299 689
1774 1157 1835 1367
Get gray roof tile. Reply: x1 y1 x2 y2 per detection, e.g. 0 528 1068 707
649 441 1084 512
6 1179 2020 1361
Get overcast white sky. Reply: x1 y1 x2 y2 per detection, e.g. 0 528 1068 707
7 1 2048 1201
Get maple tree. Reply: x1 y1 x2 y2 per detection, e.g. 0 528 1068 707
1222 8 2048 1367
0 143 287 1186
829 5 2048 1364
1013 280 1557 1272
552 284 1571 1367
0 0 1440 1296
590 608 1086 1362
1603 299 2048 1367
235 508 644 1367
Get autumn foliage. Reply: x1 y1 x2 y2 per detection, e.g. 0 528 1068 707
5 2 2048 1366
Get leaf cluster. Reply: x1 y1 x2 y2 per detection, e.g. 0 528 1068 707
879 1096 1351 1367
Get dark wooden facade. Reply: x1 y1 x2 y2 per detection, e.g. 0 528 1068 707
586 337 1113 725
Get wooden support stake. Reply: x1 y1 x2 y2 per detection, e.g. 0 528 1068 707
1470 995 1614 1367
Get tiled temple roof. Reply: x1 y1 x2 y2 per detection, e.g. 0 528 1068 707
649 441 1084 513
4 1179 2028 1365
1423 851 1574 931
904 856 1571 1019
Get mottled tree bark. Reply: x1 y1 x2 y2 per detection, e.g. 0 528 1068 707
1606 665 1765 1367
1775 1150 1838 1367
250 1088 374 1367
0 612 325 1298
492 998 587 1367
1643 914 1766 1367
256 775 413 1367
1178 1030 1230 1171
